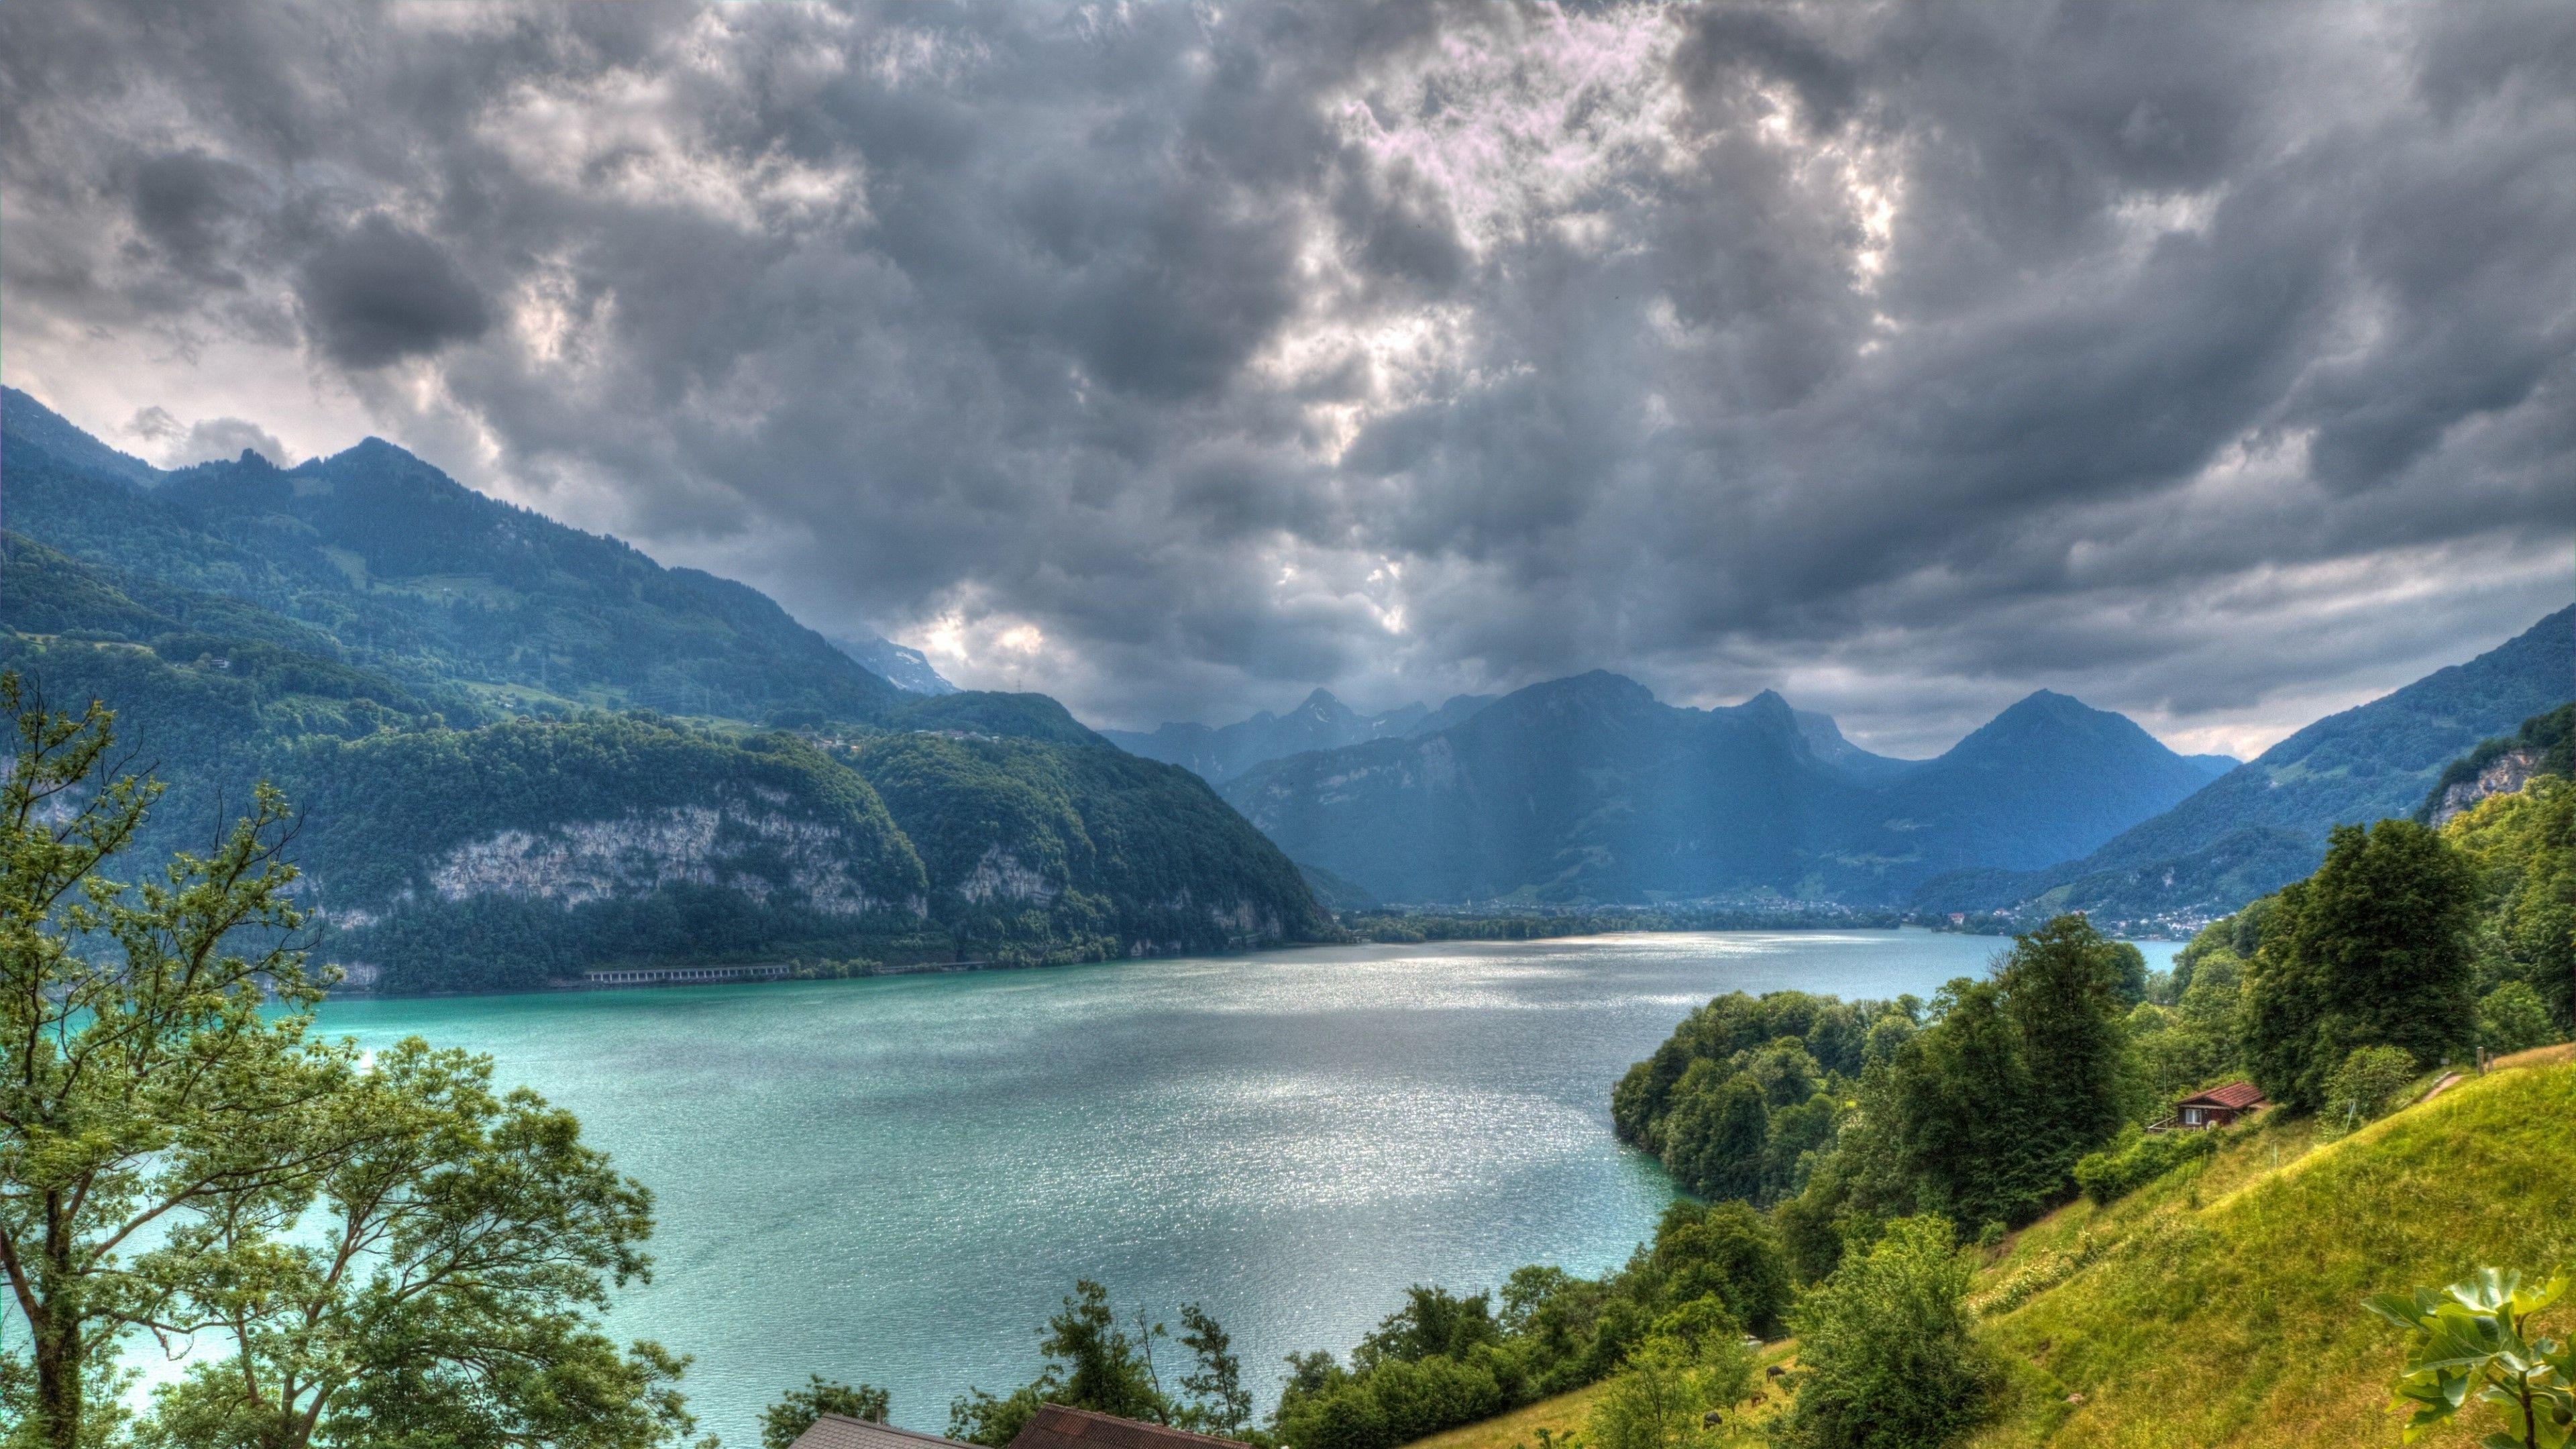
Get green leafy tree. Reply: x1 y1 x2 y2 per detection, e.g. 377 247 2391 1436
0 677 701 1449
0 678 349 1449
2322 1045 2420 1130
2365 1269 2573 1449
137 1040 686 1449
765 1379 893 1449
1648 1203 1790 1342
2247 821 2479 1111
1176 1304 1254 1437
951 1282 1192 1446
1585 1328 1754 1449
1889 980 2054 1228
1776 1217 1990 1449
1995 917 2136 1178
2481 982 2560 1056
2447 777 2576 1034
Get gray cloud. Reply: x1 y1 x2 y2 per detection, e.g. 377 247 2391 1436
297 214 493 368
1 0 2569 757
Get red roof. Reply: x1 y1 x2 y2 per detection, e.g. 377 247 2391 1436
2178 1081 2267 1111
1006 1407 1250 1449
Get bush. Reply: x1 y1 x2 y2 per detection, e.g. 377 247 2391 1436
1586 1330 1756 1449
2323 1044 2420 1128
2071 1125 2221 1206
1776 1217 1992 1449
2479 981 2559 1055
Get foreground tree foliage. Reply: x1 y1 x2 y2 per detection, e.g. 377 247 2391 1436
0 676 697 1449
765 1378 893 1449
2366 1269 2573 1449
949 1282 1252 1446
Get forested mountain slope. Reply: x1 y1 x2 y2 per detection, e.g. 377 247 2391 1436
1219 674 2220 906
1916 605 2576 926
0 390 1332 989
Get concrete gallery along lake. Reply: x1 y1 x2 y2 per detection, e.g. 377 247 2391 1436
312 929 2176 1443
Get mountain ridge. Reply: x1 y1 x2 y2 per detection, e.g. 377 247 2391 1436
1913 603 2576 926
0 390 1336 989
1218 671 2220 906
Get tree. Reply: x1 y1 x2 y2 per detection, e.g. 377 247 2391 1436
1776 1217 1991 1449
2481 981 2559 1056
2446 777 2576 1034
2321 1045 2418 1130
1994 916 2135 1178
1585 1328 1754 1449
1 678 350 1449
1176 1303 1254 1438
137 1042 687 1449
2365 1269 2572 1449
951 1283 1226 1446
0 677 699 1449
2246 821 2479 1111
766 1379 893 1449
1888 980 2054 1229
1648 1202 1790 1341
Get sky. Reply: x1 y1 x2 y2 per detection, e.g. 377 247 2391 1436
3 1 2571 758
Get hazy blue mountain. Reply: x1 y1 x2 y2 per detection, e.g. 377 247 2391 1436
1218 674 2217 906
2186 753 2241 779
0 394 1332 988
1915 604 2576 925
832 633 957 694
1102 688 1499 783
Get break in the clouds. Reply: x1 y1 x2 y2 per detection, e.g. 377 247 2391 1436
3 0 2571 755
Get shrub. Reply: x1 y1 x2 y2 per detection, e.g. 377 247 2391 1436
1776 1217 1992 1449
2071 1125 2220 1206
1586 1331 1756 1449
2479 981 2559 1055
2322 1044 2420 1128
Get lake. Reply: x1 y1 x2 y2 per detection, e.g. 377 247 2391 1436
310 928 2175 1443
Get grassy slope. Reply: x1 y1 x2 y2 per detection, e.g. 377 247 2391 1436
1964 1056 2576 1449
1398 1055 2576 1449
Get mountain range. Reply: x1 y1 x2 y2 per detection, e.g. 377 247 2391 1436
1215 673 2236 906
1913 604 2576 926
0 389 1330 989
1102 689 1497 784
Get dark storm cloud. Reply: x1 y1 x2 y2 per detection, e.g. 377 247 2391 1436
297 215 494 368
1 0 2569 752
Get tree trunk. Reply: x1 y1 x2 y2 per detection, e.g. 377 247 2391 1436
32 1309 82 1449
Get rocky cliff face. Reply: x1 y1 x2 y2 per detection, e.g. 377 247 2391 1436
423 802 928 918
2428 748 2546 828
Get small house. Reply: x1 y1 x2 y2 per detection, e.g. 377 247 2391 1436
790 1416 970 1449
1006 1405 1252 1449
2153 1080 2268 1132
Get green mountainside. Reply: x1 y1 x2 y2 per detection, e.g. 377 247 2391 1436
0 392 1332 989
1916 608 2575 928
1218 675 2225 906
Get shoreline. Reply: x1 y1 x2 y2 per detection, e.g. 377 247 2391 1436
317 916 1924 1000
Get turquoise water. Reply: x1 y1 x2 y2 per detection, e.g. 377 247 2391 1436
309 929 2174 1443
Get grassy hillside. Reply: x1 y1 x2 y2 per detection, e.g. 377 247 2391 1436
1961 1055 2576 1449
1392 1055 2575 1449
